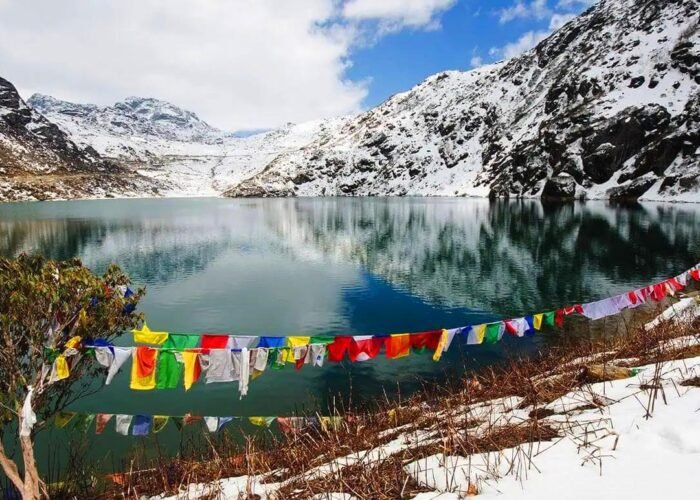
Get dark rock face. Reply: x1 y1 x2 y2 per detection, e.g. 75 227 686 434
0 77 98 169
226 0 700 202
542 175 577 199
0 77 158 201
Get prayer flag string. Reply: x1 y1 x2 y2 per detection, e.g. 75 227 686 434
45 263 700 399
52 411 347 436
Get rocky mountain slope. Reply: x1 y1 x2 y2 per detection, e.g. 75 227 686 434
0 77 156 201
30 94 346 197
28 94 224 146
225 0 700 202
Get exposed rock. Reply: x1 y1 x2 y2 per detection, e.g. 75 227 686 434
29 94 223 145
542 175 577 199
0 77 157 201
629 75 645 88
226 0 700 202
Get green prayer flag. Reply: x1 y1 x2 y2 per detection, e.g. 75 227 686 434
172 417 183 431
44 348 60 363
163 334 201 350
156 351 181 389
309 335 335 345
543 311 556 327
156 335 200 389
484 323 502 345
268 349 286 370
72 414 95 433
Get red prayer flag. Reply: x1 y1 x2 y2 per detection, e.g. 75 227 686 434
666 278 684 291
327 336 353 362
135 347 157 378
348 337 383 362
504 321 518 335
200 334 230 353
650 282 667 301
555 309 565 327
410 330 442 351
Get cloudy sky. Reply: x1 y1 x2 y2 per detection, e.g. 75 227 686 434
0 0 595 131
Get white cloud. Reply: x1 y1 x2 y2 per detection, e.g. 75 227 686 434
549 13 576 30
0 0 455 131
343 0 457 31
498 0 551 24
0 0 361 131
557 0 597 8
470 55 484 68
489 30 549 60
486 0 593 66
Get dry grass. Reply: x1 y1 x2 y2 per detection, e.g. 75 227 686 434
76 303 700 500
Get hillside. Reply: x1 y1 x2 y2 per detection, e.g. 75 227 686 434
29 94 346 198
0 78 155 201
225 0 700 202
5 0 700 203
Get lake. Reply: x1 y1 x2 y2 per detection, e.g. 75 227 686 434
1 197 699 476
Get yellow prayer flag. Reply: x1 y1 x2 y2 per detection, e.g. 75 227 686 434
54 411 76 428
249 416 273 427
64 336 82 349
54 355 70 381
432 329 449 362
282 336 310 363
153 416 169 433
182 351 199 391
320 416 342 432
533 313 543 330
78 308 88 327
133 323 169 345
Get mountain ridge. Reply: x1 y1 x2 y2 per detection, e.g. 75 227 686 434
3 0 699 203
0 77 157 201
224 0 700 202
28 93 225 145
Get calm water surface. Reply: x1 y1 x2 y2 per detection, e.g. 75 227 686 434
1 197 699 474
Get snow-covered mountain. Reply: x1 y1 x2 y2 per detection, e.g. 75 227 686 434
29 93 346 197
225 0 700 202
0 77 156 201
6 0 699 203
28 94 224 145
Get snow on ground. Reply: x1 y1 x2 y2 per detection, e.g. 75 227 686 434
406 356 700 499
151 328 700 499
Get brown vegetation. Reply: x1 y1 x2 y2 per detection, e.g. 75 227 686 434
52 305 700 499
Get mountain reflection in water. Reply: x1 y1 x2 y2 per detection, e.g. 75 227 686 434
0 197 698 475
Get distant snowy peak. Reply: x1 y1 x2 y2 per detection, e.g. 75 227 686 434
0 76 158 201
29 93 224 144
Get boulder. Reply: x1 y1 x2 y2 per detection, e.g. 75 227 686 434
542 175 577 199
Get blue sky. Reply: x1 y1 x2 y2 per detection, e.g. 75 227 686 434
346 0 595 108
0 0 596 130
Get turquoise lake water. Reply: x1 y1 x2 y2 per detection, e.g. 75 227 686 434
1 197 699 476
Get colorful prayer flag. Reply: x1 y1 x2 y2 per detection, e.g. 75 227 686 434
130 347 157 390
133 323 169 345
153 416 169 433
385 334 410 359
